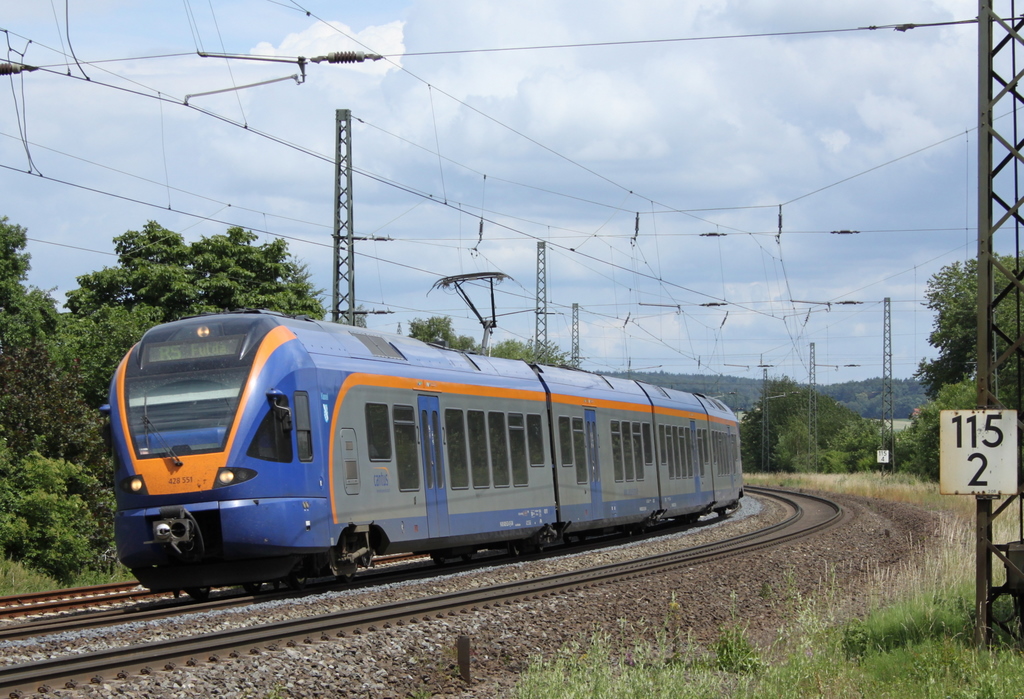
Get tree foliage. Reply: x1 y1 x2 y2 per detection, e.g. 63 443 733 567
897 377 976 481
408 316 478 351
65 221 326 322
0 217 58 351
490 337 571 366
915 258 982 398
60 221 326 405
740 376 869 473
0 341 106 469
0 448 108 584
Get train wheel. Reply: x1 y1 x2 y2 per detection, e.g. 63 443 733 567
431 552 448 566
242 582 264 595
184 587 211 602
461 553 473 563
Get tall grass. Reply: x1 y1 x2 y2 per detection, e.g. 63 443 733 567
0 558 134 596
515 473 1024 698
0 558 61 596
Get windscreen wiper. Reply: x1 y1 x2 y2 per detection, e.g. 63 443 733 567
142 414 184 467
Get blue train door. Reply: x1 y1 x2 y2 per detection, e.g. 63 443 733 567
689 420 702 494
585 409 603 517
418 395 450 538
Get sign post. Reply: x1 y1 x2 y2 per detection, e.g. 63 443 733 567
940 409 1018 645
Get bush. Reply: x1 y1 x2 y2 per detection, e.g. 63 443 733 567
0 448 111 584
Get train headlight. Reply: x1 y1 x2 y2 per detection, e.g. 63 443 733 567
213 467 258 488
120 475 147 494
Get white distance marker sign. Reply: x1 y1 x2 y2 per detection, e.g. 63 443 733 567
939 410 1018 496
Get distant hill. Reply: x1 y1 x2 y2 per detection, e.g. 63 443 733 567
605 371 927 420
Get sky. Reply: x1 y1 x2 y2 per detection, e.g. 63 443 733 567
0 1 985 390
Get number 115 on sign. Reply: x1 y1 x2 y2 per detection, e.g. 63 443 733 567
939 410 1018 496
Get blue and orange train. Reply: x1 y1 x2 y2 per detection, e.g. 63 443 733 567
107 310 743 596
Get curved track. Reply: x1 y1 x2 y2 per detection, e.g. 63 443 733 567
0 488 840 697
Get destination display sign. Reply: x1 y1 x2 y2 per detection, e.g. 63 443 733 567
144 335 243 364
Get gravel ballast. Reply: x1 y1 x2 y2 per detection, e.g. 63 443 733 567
3 491 941 698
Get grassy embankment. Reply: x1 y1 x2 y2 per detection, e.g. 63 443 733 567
514 473 1024 699
0 559 132 596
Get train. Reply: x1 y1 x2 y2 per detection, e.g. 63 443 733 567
107 310 743 598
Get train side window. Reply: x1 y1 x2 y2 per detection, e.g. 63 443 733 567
611 421 624 482
697 428 708 477
468 410 490 488
633 422 645 481
365 403 392 461
572 416 587 485
527 414 545 467
393 405 420 491
295 392 313 462
445 409 470 489
658 425 667 467
641 423 653 468
621 421 635 481
558 416 574 468
246 400 293 463
489 412 511 487
508 413 529 486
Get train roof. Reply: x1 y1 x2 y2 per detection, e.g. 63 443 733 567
169 311 734 418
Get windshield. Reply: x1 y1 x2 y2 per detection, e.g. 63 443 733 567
126 368 250 457
121 313 280 459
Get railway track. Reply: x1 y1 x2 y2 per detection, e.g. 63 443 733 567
0 488 840 697
0 582 169 619
0 552 430 623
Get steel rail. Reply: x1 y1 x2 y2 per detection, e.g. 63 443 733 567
0 488 839 697
0 583 166 619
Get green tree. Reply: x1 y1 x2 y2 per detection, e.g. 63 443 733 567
916 259 982 398
898 377 976 480
51 305 164 408
0 448 109 584
61 221 327 404
408 316 478 351
0 217 59 351
0 341 106 470
65 221 325 322
490 337 571 365
819 420 883 473
741 376 866 473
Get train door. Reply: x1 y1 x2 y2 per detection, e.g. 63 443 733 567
689 419 702 493
585 409 603 517
417 395 450 538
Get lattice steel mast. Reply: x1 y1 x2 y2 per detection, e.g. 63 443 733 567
535 241 548 361
332 109 355 325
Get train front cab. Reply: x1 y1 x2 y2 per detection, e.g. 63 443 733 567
112 313 334 592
